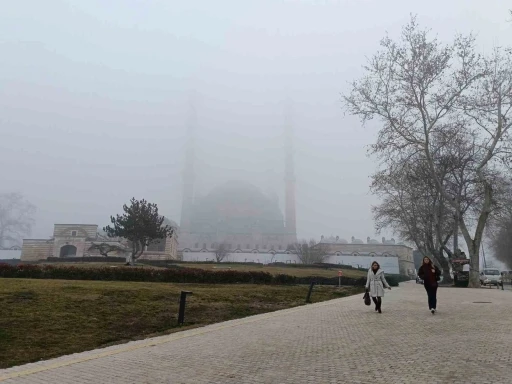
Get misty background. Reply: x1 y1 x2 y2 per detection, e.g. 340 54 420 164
1 0 510 247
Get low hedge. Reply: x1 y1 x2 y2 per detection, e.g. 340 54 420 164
0 263 369 286
385 274 411 287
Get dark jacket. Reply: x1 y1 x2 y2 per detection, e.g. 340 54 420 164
418 264 441 286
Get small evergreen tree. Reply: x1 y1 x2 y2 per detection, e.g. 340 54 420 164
104 198 173 265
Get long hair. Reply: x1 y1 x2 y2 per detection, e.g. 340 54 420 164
422 257 433 266
371 261 380 271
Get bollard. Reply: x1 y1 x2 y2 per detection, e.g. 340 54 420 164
178 291 193 325
305 281 316 304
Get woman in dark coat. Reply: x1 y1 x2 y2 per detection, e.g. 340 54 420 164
417 257 441 314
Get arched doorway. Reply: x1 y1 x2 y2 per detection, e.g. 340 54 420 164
60 245 77 257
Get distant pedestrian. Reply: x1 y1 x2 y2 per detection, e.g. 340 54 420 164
417 257 441 314
365 261 391 314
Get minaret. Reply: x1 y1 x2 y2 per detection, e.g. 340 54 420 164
180 98 196 232
284 103 297 240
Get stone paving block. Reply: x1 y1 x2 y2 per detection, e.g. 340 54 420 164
1 282 511 383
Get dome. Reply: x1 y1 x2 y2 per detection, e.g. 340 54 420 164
320 236 348 244
190 180 285 234
162 217 179 229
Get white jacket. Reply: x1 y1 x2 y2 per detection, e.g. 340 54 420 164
365 268 390 297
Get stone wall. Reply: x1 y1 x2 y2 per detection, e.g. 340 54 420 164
140 234 178 261
320 243 415 276
323 255 400 274
21 240 54 262
178 231 296 253
182 251 297 264
181 252 401 274
53 224 98 239
0 250 22 260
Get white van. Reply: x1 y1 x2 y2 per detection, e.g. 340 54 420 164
480 268 502 288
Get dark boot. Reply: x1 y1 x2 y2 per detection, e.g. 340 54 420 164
372 297 378 311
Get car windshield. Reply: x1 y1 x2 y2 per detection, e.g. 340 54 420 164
484 270 500 276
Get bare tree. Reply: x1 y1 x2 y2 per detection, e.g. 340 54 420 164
213 241 229 263
344 16 512 287
290 239 327 265
372 159 455 281
88 242 127 260
0 192 36 249
488 187 512 269
490 215 512 269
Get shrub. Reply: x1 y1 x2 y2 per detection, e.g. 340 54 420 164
385 274 411 287
0 264 278 285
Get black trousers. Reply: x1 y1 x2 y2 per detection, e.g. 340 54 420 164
371 297 382 309
424 284 438 309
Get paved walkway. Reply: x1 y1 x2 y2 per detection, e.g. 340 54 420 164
1 282 512 384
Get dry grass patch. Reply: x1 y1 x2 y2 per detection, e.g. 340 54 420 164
0 278 362 368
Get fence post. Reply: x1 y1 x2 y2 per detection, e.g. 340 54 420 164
178 291 193 325
306 281 315 303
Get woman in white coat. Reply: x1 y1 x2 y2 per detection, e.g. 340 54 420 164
365 261 391 313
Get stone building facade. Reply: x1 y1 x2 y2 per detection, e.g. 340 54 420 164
21 223 178 262
319 235 416 276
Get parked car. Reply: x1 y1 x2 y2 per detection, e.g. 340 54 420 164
480 268 502 288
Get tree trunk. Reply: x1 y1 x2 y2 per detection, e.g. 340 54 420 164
463 181 491 288
133 242 145 264
432 250 452 284
467 243 480 288
438 256 452 284
129 242 138 266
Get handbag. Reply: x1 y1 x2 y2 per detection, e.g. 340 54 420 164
363 290 371 306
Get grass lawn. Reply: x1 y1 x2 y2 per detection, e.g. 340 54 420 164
0 278 363 369
177 263 366 279
37 261 367 279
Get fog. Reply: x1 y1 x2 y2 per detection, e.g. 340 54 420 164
1 0 511 242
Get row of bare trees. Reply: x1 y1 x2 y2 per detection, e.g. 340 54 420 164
344 16 512 287
212 239 327 264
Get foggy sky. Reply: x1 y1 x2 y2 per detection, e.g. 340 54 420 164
1 0 511 243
